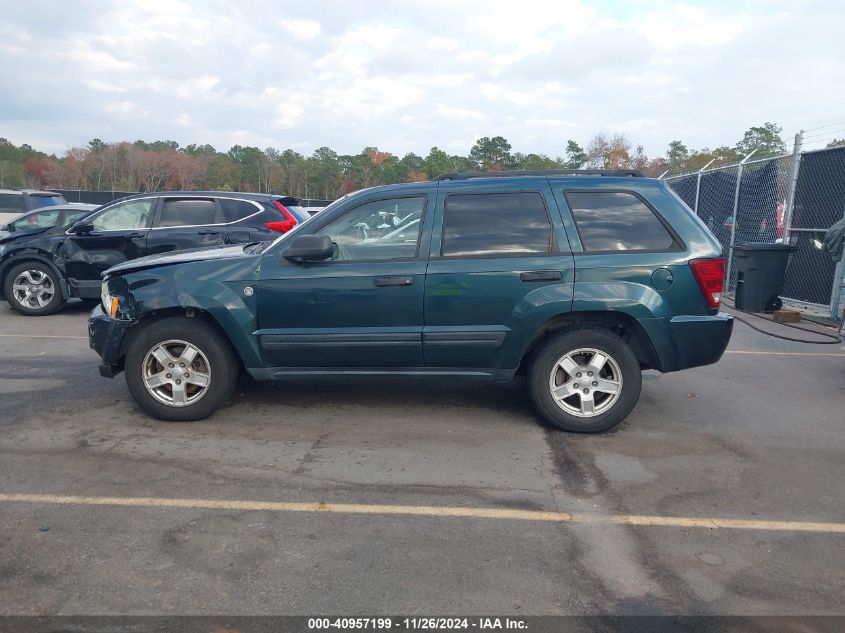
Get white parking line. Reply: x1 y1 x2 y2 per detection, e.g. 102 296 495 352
725 350 845 357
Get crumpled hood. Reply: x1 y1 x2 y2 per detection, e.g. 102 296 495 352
104 243 258 277
0 226 51 244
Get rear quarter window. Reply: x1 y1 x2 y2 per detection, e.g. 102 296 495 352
564 190 680 252
219 198 262 222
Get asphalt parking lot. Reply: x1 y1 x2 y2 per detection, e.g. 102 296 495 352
0 300 843 615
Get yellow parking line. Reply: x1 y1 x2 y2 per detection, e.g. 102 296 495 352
0 334 87 339
0 493 842 533
726 350 845 357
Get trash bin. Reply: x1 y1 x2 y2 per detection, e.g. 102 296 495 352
733 243 796 312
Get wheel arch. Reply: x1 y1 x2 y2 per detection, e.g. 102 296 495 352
119 307 247 370
0 255 69 301
517 311 663 374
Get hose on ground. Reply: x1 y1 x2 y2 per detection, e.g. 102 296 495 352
721 298 842 344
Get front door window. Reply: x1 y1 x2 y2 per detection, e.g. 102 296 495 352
92 200 153 231
315 196 426 261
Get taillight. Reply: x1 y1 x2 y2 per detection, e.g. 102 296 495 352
267 200 298 233
265 220 296 233
689 258 725 308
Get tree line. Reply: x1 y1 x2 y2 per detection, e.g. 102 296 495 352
0 122 824 200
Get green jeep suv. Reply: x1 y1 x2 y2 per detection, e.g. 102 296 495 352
89 170 732 432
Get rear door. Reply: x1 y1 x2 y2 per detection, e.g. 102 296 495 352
146 197 226 255
423 180 575 372
62 197 154 296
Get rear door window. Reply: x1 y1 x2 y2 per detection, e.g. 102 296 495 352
441 192 552 257
564 191 679 252
156 198 223 227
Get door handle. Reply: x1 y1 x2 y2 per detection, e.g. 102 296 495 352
374 276 414 287
198 230 220 236
520 271 562 282
125 232 145 238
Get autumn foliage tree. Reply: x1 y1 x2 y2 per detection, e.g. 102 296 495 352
0 122 790 198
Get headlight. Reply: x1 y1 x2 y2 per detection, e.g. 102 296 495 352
101 282 119 318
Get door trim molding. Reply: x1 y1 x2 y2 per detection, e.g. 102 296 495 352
260 332 420 350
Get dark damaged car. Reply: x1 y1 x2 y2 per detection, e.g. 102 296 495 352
0 191 307 315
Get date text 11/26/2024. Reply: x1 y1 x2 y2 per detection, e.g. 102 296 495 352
308 618 527 630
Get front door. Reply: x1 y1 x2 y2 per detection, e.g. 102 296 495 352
424 183 575 371
146 197 226 255
62 198 154 297
256 191 433 369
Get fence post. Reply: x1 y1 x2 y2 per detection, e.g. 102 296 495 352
724 150 758 290
782 131 803 243
693 158 716 216
830 202 845 320
832 247 845 321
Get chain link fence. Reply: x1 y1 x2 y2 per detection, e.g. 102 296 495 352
664 143 845 320
782 147 845 315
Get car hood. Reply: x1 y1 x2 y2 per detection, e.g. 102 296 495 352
0 226 51 244
105 243 260 277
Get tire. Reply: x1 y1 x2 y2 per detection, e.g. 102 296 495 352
124 317 238 421
3 262 66 316
528 328 642 433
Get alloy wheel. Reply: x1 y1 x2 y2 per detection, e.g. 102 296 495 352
142 339 212 407
11 269 56 309
548 347 623 417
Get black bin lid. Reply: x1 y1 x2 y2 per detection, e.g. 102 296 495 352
733 242 797 252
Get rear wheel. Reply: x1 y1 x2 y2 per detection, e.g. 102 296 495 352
124 317 238 421
528 329 642 433
4 262 66 316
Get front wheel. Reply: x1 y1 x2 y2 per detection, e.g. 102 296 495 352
528 329 642 433
4 262 66 316
124 317 238 421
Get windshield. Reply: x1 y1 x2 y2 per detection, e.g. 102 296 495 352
28 194 67 207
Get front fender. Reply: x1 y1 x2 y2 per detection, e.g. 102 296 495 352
113 259 263 368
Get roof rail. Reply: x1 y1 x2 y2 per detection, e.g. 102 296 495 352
434 169 644 181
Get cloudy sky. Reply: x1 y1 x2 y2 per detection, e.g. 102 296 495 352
1 0 843 158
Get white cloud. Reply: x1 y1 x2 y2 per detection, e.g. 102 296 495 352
84 79 126 93
0 0 843 158
279 18 322 40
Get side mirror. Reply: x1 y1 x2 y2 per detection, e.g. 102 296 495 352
283 234 335 263
69 221 94 235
